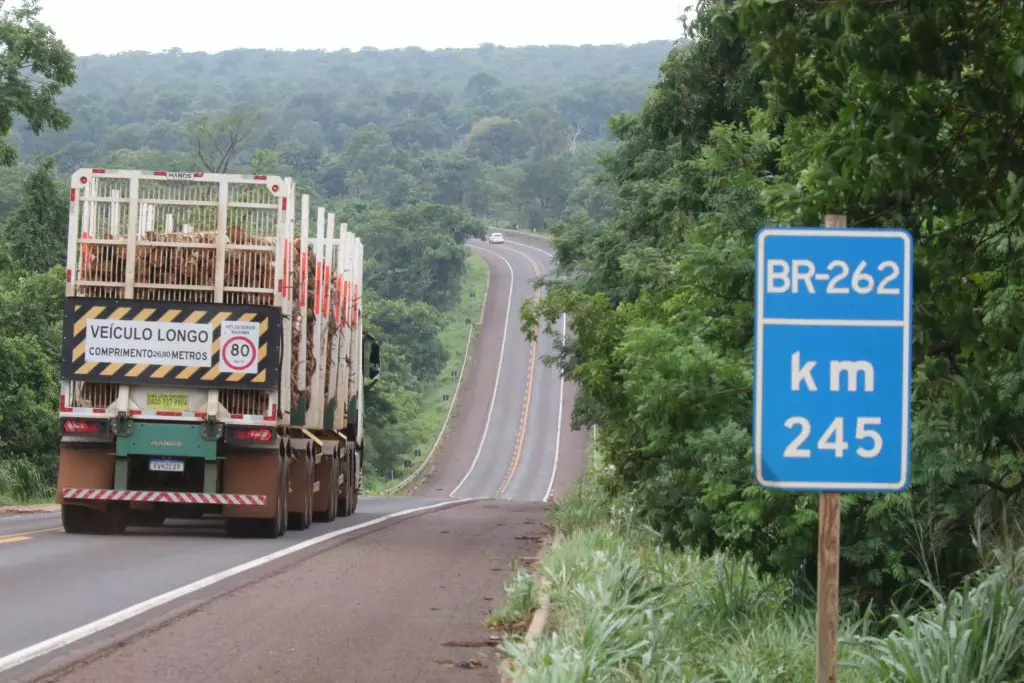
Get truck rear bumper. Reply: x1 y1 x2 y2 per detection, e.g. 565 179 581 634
62 488 267 506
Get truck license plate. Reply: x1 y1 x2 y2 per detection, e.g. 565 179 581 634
149 458 185 473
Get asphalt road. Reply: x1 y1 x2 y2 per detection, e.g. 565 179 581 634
0 232 589 682
0 497 470 681
416 234 588 502
25 500 548 683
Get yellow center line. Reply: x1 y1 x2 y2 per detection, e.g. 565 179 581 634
496 252 544 497
0 526 62 544
0 536 31 544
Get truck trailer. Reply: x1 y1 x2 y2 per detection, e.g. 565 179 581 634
55 168 380 538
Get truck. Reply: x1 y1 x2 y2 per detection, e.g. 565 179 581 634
55 168 381 538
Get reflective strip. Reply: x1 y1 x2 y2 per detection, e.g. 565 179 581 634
62 488 267 506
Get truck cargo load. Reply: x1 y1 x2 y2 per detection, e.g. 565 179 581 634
56 168 380 537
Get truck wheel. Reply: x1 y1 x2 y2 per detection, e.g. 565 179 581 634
253 456 288 539
349 449 360 515
95 503 128 535
288 454 313 531
328 456 339 521
305 456 314 526
313 454 338 523
61 504 94 534
275 456 289 537
337 445 355 517
225 517 250 538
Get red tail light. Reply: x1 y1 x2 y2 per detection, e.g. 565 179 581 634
63 420 102 434
236 428 273 442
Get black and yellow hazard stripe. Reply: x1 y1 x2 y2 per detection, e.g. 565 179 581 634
60 298 282 389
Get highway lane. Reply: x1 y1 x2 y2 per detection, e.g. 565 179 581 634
410 244 525 497
417 234 588 502
447 244 536 499
496 242 561 502
0 496 467 681
0 512 62 541
500 236 590 502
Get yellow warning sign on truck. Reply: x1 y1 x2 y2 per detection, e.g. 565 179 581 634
60 298 282 389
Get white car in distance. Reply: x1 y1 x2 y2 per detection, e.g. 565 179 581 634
488 232 505 244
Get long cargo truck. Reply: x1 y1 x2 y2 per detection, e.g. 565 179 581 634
55 168 380 537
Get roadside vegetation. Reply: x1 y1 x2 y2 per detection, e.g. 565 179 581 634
497 453 1024 682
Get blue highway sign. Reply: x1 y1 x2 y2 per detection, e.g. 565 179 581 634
753 227 913 491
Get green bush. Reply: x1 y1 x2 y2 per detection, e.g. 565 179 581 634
851 548 1024 682
0 456 53 504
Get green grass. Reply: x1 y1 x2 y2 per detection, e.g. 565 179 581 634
0 457 55 505
851 548 1024 683
496 459 1024 682
485 566 539 631
366 249 489 493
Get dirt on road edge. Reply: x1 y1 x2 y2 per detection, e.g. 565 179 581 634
0 504 59 517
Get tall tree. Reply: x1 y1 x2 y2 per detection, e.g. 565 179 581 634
2 156 68 273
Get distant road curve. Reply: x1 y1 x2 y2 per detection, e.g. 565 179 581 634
414 233 588 502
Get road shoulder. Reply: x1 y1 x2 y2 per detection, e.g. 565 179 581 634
33 500 549 683
0 505 59 517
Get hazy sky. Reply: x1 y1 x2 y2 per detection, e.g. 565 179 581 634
37 0 689 56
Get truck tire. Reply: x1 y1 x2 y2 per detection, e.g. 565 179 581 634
94 502 129 535
337 444 356 517
288 454 313 531
329 456 340 521
313 454 338 523
252 456 288 539
61 503 94 534
349 448 360 515
305 456 314 526
224 517 249 538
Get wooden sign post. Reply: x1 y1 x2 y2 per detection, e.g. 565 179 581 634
816 213 846 683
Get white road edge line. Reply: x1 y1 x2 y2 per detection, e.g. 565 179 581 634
543 313 567 502
449 245 516 498
0 498 477 675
